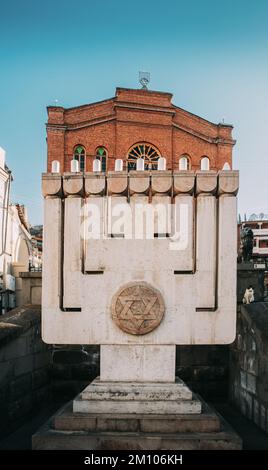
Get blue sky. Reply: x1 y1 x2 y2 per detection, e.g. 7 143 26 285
0 0 268 224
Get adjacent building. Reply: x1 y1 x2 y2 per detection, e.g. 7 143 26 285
238 218 268 260
0 147 36 313
46 87 235 173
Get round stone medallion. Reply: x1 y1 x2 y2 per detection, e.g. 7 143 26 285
111 282 165 335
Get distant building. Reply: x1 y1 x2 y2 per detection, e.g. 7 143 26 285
238 219 268 260
0 147 35 313
30 225 43 270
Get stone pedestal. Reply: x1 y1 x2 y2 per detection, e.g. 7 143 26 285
100 345 176 383
73 378 201 414
32 377 242 450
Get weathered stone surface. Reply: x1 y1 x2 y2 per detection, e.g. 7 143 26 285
129 172 150 194
73 393 201 415
33 401 242 450
84 173 105 195
63 173 83 196
111 282 165 336
42 174 62 197
173 171 195 194
100 345 176 383
151 172 172 194
107 172 128 195
55 402 219 434
196 171 217 195
218 170 239 196
230 303 268 434
0 305 41 348
0 305 52 433
81 377 192 401
140 414 219 434
54 405 97 432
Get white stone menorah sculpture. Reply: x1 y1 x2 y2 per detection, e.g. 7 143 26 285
42 169 239 385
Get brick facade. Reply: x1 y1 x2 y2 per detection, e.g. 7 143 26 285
46 87 235 172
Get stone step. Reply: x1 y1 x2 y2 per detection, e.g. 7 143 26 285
33 415 242 450
73 393 202 415
81 377 192 401
54 402 220 434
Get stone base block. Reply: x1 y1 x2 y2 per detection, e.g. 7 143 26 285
73 394 201 415
81 377 192 401
54 402 220 434
32 400 242 450
100 345 176 382
73 377 201 415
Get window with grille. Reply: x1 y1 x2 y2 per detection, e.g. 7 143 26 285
96 147 107 172
127 143 161 171
73 145 85 171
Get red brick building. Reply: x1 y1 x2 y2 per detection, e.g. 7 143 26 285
46 87 235 172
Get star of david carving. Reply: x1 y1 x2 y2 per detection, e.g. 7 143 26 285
117 290 158 330
111 282 165 335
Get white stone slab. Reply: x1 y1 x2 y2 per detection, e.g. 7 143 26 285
215 194 237 342
73 394 201 415
42 197 62 309
196 195 216 309
81 377 192 401
84 195 194 273
100 345 176 383
63 197 82 308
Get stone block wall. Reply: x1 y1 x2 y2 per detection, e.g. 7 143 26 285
176 345 229 401
0 305 51 436
230 303 268 434
237 264 265 303
16 272 42 308
51 345 100 403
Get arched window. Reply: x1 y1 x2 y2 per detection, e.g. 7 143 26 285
200 156 210 171
73 145 85 171
96 147 107 172
222 162 231 170
179 155 190 171
127 143 161 171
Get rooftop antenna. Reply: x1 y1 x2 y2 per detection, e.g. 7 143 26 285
139 71 150 90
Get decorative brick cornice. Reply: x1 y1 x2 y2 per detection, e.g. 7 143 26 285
173 123 236 146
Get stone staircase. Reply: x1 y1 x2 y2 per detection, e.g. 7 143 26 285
32 378 242 450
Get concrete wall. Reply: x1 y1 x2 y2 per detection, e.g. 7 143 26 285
51 345 100 403
17 272 42 307
176 345 229 401
0 305 51 436
230 303 268 434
